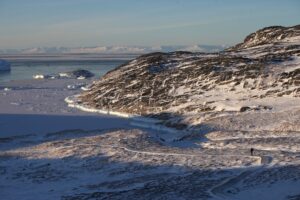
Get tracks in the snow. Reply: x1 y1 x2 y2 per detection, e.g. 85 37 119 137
207 153 273 199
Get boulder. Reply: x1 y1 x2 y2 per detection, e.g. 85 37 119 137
62 69 94 79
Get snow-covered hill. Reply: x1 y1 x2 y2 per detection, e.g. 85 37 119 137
62 25 300 199
73 25 300 133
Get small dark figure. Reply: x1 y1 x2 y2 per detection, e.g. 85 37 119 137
250 148 254 156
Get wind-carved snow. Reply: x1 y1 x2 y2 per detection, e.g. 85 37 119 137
1 126 300 199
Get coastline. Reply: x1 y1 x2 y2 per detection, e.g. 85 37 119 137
0 78 132 137
65 95 190 141
0 78 185 141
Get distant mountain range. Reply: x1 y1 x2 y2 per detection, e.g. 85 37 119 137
0 45 227 55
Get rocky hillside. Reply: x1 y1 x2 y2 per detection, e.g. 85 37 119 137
74 25 300 131
228 25 300 50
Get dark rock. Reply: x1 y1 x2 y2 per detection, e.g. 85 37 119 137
65 69 94 79
240 107 252 112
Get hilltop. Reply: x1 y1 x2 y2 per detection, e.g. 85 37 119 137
75 25 300 134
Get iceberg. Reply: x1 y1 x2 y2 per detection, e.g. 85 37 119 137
0 59 11 71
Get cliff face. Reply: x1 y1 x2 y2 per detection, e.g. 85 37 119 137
76 25 300 130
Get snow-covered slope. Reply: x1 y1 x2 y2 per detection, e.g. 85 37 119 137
73 25 300 133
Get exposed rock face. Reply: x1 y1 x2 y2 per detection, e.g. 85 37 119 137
76 25 300 129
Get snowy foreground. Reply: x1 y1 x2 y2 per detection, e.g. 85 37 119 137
0 78 300 200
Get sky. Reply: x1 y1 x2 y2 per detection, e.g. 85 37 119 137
0 0 299 49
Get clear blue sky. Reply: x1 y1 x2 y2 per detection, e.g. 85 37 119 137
0 0 299 49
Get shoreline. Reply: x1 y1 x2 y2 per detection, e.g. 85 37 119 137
0 78 186 141
65 95 190 141
0 78 132 137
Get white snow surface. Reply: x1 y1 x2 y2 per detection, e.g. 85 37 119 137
0 76 299 199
